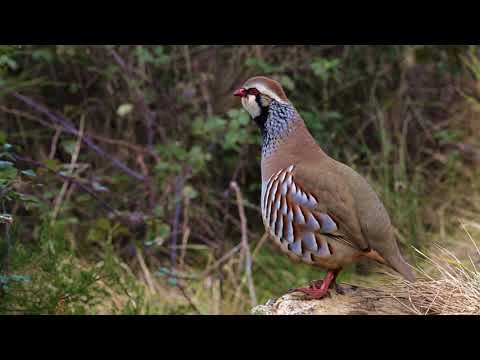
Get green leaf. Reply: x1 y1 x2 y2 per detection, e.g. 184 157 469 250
21 169 37 178
0 213 13 224
153 205 164 218
245 57 279 74
0 160 14 169
171 145 188 161
192 117 205 135
311 58 341 81
0 161 17 180
154 46 165 56
0 275 31 284
0 55 18 71
153 46 170 65
32 49 54 63
154 161 171 175
227 109 250 128
183 185 199 200
136 47 155 65
224 132 240 151
61 140 77 156
43 159 61 171
96 218 111 232
205 117 226 133
117 103 134 117
69 83 80 94
227 109 241 119
158 224 170 238
237 113 250 126
87 228 103 243
279 75 295 91
18 193 40 202
434 130 460 143
325 111 342 120
92 181 109 192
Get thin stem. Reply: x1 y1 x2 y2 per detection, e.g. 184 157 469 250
9 91 148 182
230 181 257 307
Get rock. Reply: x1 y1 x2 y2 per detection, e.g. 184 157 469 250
251 284 412 315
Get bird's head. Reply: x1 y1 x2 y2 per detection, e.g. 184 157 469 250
234 76 289 119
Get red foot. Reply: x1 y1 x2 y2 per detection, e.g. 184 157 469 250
291 271 337 300
294 286 331 299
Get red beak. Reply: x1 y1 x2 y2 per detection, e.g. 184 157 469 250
234 88 247 97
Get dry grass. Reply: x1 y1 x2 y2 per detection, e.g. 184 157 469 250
383 225 480 315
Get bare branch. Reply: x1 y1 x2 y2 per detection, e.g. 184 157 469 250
9 91 148 182
230 181 257 307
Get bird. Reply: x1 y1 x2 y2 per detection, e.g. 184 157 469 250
234 76 416 300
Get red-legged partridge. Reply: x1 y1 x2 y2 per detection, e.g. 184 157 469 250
234 76 416 300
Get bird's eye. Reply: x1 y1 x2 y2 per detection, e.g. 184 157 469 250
248 88 260 96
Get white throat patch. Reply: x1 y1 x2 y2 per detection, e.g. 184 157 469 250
240 82 288 118
241 95 261 118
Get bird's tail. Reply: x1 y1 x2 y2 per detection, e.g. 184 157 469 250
365 250 416 283
386 254 416 283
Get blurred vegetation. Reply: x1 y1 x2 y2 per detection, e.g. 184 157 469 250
1 45 480 314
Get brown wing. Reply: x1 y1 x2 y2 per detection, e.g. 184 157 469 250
292 161 370 252
261 164 368 264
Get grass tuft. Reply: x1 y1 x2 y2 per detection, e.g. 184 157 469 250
383 226 480 315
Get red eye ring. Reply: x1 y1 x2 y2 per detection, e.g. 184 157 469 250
247 88 260 96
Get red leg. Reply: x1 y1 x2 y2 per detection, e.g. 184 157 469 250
292 270 337 300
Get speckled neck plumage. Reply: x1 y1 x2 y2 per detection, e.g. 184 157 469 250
255 100 297 158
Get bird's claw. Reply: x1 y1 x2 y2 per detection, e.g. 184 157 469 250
266 298 277 306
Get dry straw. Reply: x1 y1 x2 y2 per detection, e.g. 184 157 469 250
383 225 480 315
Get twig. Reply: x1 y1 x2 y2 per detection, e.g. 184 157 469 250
200 244 242 278
176 282 201 315
0 202 12 276
90 133 155 157
252 232 270 261
12 154 117 215
49 126 63 159
8 91 148 182
170 174 185 268
230 181 257 307
179 195 191 267
0 105 155 157
135 246 157 295
110 48 158 149
51 115 85 222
